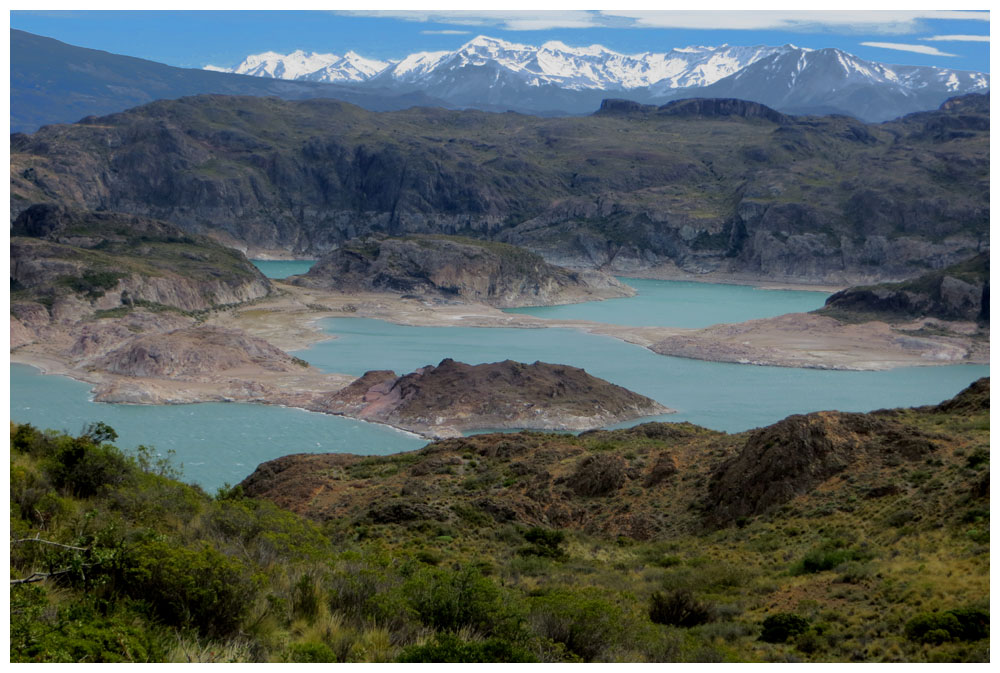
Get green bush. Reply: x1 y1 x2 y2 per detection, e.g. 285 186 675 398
528 588 628 661
519 527 567 559
292 573 322 623
905 608 989 643
649 589 713 628
397 633 536 663
117 540 256 638
288 642 338 663
796 540 871 574
760 613 811 643
47 436 135 498
404 566 519 639
57 270 125 299
10 588 167 663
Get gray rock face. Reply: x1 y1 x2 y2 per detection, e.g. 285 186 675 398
98 326 299 378
10 205 273 313
821 253 989 323
292 235 633 307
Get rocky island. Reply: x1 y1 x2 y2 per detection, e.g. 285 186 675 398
317 358 671 437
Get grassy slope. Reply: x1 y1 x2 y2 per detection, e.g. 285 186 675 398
9 380 989 663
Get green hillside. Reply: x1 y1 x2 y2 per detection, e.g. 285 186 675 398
10 379 989 662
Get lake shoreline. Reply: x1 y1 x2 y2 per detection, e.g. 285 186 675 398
226 282 988 370
10 279 988 443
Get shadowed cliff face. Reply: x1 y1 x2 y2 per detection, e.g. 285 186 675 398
10 93 988 284
817 253 989 324
291 234 632 307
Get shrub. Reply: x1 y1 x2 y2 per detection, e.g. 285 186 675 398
649 589 713 628
47 436 135 497
567 453 626 497
288 642 338 663
794 629 825 654
292 573 322 623
519 527 567 559
760 613 811 643
403 566 519 639
397 633 536 663
117 540 256 638
528 589 628 661
795 540 871 574
905 608 989 643
57 270 124 299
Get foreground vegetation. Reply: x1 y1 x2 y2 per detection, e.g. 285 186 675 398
9 383 989 662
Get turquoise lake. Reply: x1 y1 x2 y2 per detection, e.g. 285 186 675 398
9 278 988 491
251 259 316 278
506 278 829 327
302 318 986 433
10 363 426 493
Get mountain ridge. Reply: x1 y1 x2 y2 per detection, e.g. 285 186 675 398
204 33 989 122
11 28 990 131
11 92 988 285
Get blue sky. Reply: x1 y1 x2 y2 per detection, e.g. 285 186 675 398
9 9 991 74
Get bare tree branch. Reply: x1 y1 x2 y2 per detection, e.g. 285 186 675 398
10 569 71 585
11 534 89 552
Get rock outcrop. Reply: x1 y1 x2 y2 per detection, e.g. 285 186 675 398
291 235 632 307
819 253 989 324
10 204 273 315
97 326 302 379
704 411 940 525
316 358 671 437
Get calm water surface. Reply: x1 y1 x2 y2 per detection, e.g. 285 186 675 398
10 279 987 489
251 259 316 279
302 317 987 433
10 363 424 492
505 278 829 327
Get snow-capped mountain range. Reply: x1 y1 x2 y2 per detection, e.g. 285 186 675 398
208 35 799 90
206 49 391 83
205 35 989 121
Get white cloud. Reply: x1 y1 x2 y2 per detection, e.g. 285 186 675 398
921 35 990 43
337 9 989 34
420 30 471 35
602 10 988 34
860 42 958 57
338 10 598 31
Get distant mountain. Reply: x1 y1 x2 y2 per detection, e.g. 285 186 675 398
654 47 990 122
370 36 792 91
213 34 989 122
10 29 450 133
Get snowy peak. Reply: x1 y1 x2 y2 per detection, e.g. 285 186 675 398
374 38 791 92
211 38 791 91
727 46 989 94
206 50 391 84
204 37 989 121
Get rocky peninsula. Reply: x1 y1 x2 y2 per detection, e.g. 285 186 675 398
290 234 633 307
